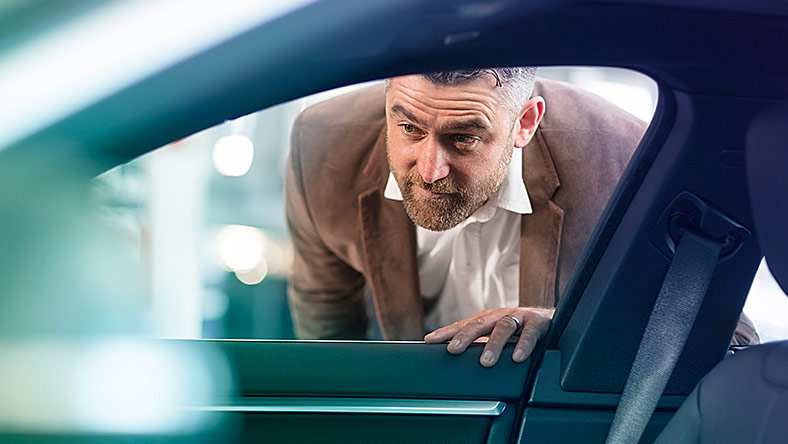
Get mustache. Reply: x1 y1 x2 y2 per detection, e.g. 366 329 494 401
404 170 463 194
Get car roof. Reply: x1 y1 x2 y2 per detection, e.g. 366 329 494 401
1 0 786 170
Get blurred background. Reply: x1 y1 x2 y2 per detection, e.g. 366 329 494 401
0 1 318 440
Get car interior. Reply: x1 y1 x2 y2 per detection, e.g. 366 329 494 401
1 0 787 443
651 100 788 444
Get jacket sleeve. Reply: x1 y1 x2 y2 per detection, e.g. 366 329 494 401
285 112 369 339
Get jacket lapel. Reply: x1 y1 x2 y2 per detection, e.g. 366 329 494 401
358 128 424 340
519 130 565 307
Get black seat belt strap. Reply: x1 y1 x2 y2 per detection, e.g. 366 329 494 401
605 230 723 444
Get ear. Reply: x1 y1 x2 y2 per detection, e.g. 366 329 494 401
513 96 545 148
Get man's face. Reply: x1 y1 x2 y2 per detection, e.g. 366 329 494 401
385 75 520 231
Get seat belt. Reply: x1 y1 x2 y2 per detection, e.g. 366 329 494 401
605 230 723 444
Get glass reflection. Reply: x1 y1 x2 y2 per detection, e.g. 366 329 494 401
0 156 231 438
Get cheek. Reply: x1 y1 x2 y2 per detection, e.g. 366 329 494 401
386 134 417 170
445 159 476 186
451 150 504 185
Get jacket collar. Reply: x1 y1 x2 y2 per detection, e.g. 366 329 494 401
517 129 564 308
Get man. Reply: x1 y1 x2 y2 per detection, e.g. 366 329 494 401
285 67 645 366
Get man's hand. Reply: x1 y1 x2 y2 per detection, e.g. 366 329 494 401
424 307 554 367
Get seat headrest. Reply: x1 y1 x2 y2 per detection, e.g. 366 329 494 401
746 101 788 294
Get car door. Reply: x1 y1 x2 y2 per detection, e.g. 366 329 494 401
188 340 526 443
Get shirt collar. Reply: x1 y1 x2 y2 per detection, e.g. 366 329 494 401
383 148 533 216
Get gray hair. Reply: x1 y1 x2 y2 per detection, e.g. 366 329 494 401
421 67 537 117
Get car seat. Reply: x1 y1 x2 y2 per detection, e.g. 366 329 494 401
653 101 788 443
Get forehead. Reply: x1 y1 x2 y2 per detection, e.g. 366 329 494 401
385 75 506 128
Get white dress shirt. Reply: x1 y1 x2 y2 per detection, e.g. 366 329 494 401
384 148 532 332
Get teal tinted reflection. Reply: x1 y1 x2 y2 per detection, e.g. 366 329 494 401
0 154 232 440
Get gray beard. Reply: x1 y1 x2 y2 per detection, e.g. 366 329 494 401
388 143 512 232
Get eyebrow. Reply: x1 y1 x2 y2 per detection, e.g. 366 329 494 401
389 104 492 135
446 119 491 134
389 104 426 127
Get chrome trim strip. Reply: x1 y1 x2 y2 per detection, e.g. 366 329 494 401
174 338 426 344
189 398 505 416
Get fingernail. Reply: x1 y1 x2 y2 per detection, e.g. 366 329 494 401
513 349 525 362
481 351 494 365
447 339 461 351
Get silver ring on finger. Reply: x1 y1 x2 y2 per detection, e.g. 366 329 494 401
502 314 522 334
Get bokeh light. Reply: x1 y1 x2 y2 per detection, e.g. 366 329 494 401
235 258 269 285
216 224 265 272
212 135 254 177
72 339 222 434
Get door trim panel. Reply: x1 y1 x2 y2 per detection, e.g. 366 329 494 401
191 397 506 416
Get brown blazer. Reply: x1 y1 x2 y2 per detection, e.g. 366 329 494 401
285 78 647 340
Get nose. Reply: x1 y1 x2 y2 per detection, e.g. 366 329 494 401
417 139 450 183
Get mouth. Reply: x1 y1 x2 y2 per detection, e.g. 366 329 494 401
413 184 452 199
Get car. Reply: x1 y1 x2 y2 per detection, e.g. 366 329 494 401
0 0 787 443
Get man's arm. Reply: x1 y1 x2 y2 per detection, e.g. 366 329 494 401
285 113 369 339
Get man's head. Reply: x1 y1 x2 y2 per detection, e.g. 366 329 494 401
385 67 544 231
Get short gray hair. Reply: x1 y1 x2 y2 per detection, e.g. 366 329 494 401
421 67 537 117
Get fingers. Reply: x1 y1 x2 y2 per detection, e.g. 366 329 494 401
479 314 520 367
423 310 494 345
423 307 555 367
512 310 552 363
423 320 464 344
446 315 496 355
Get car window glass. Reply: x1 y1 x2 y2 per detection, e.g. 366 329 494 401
743 259 788 343
92 67 657 340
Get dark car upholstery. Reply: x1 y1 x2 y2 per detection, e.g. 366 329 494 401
654 101 788 443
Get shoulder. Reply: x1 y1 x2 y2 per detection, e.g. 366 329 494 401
290 83 386 181
533 77 647 141
530 77 648 181
296 82 386 128
286 84 388 267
